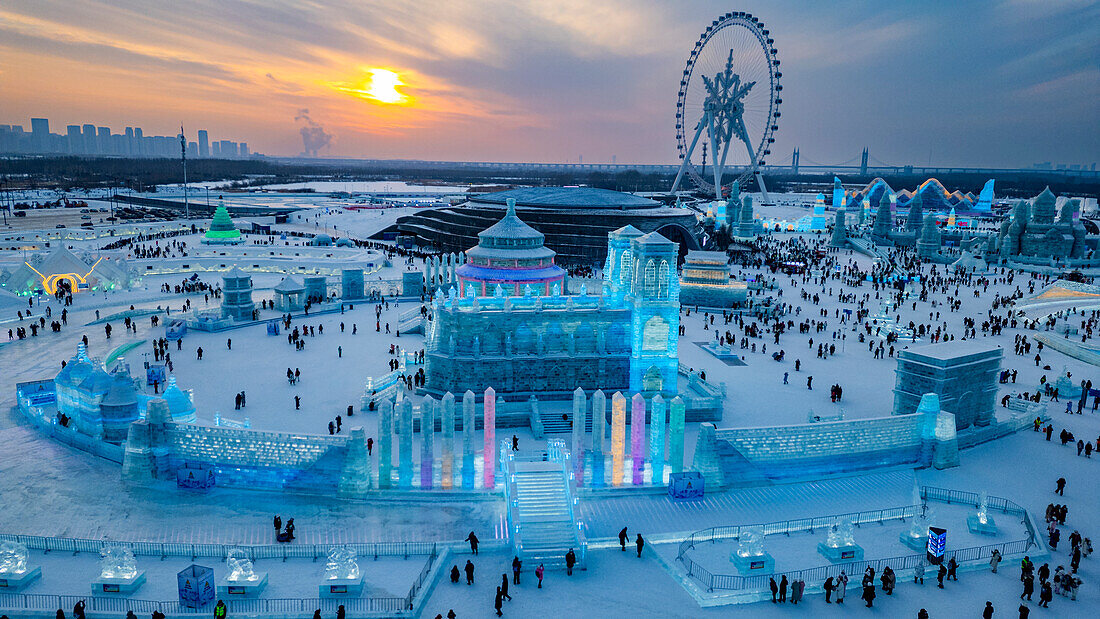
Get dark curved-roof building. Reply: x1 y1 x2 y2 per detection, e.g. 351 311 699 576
390 187 700 264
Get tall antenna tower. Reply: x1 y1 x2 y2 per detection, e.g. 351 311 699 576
180 125 189 219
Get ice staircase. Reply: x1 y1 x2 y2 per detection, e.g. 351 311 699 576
396 306 425 335
503 439 587 570
539 408 594 435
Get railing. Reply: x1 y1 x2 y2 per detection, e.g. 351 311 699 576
0 533 436 562
676 486 1034 592
404 544 439 611
0 593 411 616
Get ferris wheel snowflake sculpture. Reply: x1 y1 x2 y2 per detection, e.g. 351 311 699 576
671 12 782 200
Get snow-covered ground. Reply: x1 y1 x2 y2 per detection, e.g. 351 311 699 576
0 223 1098 617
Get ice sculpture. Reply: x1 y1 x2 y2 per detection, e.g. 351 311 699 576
571 389 586 487
441 392 455 490
378 399 393 489
591 390 606 487
226 549 259 582
0 540 29 574
649 394 666 485
736 526 765 558
421 395 436 489
668 396 685 473
610 392 626 486
968 490 998 535
462 390 476 489
99 545 138 579
825 519 855 548
630 394 646 485
398 396 413 488
483 387 496 488
323 546 361 580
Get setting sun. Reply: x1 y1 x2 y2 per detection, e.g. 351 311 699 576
365 68 408 104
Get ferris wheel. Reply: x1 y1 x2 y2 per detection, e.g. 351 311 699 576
670 11 782 200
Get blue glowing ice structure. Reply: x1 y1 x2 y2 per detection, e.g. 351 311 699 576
832 176 844 209
441 392 455 489
625 233 680 394
462 390 475 489
967 491 999 536
817 518 864 563
220 268 255 322
338 428 371 497
811 194 828 231
590 389 606 487
631 393 646 485
649 394 666 485
377 400 393 489
341 268 364 300
668 396 685 473
420 395 436 489
730 526 774 575
162 376 196 424
572 388 586 487
398 396 413 489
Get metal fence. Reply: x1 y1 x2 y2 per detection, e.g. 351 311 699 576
676 486 1035 592
0 533 436 562
0 593 410 616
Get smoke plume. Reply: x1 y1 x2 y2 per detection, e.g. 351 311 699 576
294 109 332 157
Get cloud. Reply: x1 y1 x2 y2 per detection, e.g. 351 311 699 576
265 73 304 93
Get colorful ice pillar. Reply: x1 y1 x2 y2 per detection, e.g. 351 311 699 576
398 396 413 488
862 199 871 225
483 387 496 489
610 392 626 486
591 389 606 487
668 396 686 473
811 194 827 230
462 390 475 489
378 399 393 489
420 395 435 489
441 391 455 490
832 177 844 210
630 393 646 485
649 394 666 485
571 388 586 487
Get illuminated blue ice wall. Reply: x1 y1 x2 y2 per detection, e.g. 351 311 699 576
627 233 680 393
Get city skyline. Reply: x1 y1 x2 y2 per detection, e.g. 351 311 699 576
0 117 250 159
0 1 1097 166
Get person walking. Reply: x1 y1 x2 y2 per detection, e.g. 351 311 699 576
565 548 576 576
273 515 282 537
937 563 947 588
511 556 522 585
914 558 925 584
635 534 644 558
779 575 788 603
1055 477 1066 495
1038 581 1052 607
824 576 834 603
982 601 994 619
1019 603 1030 619
991 548 1002 573
450 565 460 584
214 600 227 619
618 527 628 551
500 574 511 601
836 571 847 603
947 556 958 580
770 577 778 603
494 587 503 616
466 531 479 555
1021 574 1034 601
464 560 475 585
791 579 804 604
337 605 345 619
535 563 544 589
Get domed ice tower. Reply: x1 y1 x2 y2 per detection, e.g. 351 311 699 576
455 198 567 297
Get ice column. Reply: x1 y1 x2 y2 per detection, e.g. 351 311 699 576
441 392 455 489
591 389 606 487
611 392 626 486
398 396 413 488
668 396 686 473
631 393 646 485
483 387 496 489
462 390 476 489
378 399 393 489
571 388 586 487
420 395 436 489
649 394 666 485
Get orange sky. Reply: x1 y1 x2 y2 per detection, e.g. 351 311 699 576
1 1 1096 166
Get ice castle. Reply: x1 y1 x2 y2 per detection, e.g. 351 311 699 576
425 200 680 398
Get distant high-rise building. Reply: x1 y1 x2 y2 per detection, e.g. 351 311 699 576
187 141 198 158
197 130 209 158
124 127 135 156
211 142 221 157
30 118 49 152
66 125 82 154
239 142 249 157
218 140 237 158
96 127 112 155
82 124 97 155
133 128 144 156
